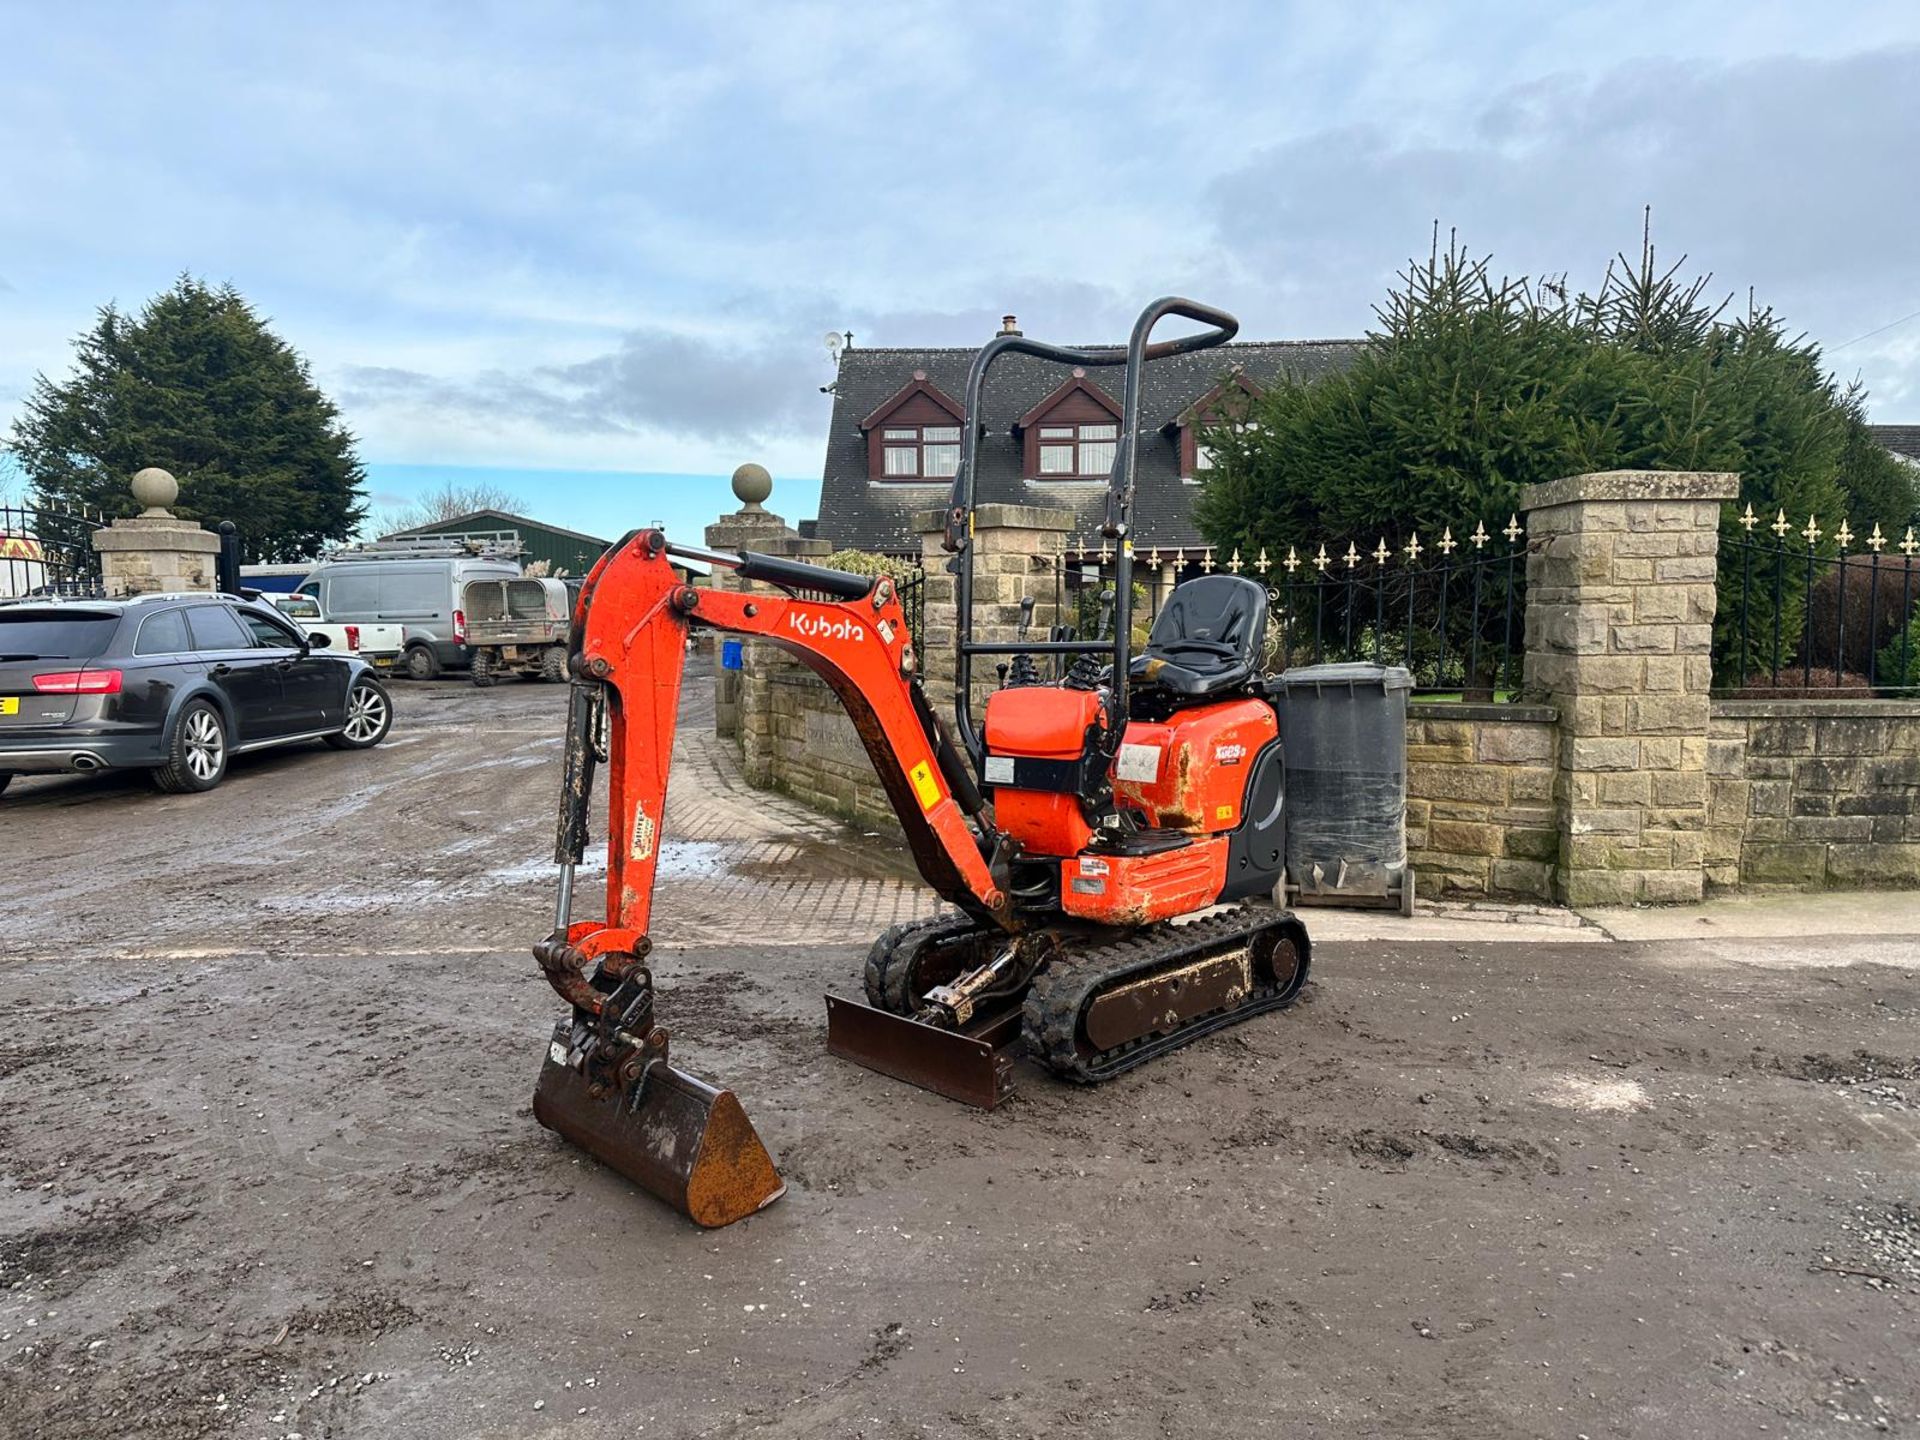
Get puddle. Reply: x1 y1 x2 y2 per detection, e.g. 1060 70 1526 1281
483 840 728 886
656 840 734 879
733 837 922 884
487 852 609 886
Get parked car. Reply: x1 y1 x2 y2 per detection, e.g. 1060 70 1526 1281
294 536 521 681
462 576 578 685
268 592 405 671
0 592 393 797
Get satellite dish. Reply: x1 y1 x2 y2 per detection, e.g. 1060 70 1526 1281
823 331 844 361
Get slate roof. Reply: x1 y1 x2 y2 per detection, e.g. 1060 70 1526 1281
1869 425 1920 464
812 339 1363 554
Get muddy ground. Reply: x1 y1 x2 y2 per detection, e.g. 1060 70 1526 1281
1 673 1917 1438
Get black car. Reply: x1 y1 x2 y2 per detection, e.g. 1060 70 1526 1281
0 592 393 797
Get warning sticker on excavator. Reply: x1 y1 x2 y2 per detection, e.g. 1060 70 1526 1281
1116 743 1161 782
909 761 941 811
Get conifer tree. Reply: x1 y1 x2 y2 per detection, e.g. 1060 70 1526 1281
10 276 366 561
1196 221 1917 686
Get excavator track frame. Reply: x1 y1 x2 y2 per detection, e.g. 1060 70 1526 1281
1022 905 1311 1083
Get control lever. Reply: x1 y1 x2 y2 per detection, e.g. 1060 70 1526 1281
1006 595 1041 687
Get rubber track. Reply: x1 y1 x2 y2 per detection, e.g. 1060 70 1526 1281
862 912 992 1014
1021 905 1310 1084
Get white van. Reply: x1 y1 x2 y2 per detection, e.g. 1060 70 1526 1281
296 539 521 680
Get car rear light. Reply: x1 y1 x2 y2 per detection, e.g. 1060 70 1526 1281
33 669 123 695
345 625 361 651
453 609 467 643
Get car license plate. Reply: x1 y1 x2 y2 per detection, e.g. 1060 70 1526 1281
372 656 394 667
0 698 17 715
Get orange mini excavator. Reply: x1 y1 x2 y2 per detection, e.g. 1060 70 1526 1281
529 298 1310 1226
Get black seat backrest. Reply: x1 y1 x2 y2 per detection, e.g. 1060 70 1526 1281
1131 574 1270 699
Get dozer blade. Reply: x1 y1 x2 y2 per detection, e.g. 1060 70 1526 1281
824 993 1019 1110
532 1026 785 1228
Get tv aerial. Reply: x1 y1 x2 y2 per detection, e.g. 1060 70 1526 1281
823 331 844 362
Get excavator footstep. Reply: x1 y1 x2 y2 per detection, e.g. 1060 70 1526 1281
824 994 1018 1110
532 1025 785 1228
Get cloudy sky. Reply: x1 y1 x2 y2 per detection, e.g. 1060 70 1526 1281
3 2 1919 538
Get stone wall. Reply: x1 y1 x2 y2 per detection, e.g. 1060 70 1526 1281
1707 700 1920 890
724 467 1920 908
753 669 898 833
751 677 1567 900
1406 703 1559 902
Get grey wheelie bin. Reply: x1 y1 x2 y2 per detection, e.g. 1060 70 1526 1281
1271 662 1415 915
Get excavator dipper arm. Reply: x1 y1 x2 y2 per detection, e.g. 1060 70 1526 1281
557 529 1004 977
528 529 1005 1226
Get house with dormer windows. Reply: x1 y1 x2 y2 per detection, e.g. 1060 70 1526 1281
811 319 1362 558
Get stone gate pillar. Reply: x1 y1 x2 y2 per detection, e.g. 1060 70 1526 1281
915 504 1073 719
1521 470 1739 906
92 468 221 597
704 463 821 743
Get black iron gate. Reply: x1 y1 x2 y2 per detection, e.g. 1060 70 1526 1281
0 499 107 598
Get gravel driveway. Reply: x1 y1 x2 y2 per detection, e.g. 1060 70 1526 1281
2 670 1916 1438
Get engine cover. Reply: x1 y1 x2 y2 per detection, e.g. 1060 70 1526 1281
982 686 1108 857
1113 697 1277 833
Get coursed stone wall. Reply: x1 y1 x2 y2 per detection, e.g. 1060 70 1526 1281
729 468 1920 907
1706 700 1920 890
754 677 1567 900
752 669 899 833
1406 703 1559 902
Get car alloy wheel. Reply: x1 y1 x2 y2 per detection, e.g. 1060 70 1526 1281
184 707 225 782
344 683 390 744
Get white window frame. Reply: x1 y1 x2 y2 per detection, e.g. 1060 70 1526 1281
876 421 962 481
1032 421 1118 479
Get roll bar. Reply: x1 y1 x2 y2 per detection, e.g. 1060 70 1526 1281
941 297 1239 769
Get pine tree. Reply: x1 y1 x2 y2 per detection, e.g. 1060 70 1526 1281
10 276 366 562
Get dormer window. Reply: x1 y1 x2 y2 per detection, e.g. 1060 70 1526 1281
1175 372 1264 481
882 424 961 478
1019 370 1123 480
862 371 965 482
1037 422 1117 477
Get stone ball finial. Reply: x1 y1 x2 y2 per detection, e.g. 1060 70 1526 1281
731 462 773 512
131 467 179 515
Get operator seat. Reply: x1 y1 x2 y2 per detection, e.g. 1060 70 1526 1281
1129 573 1269 699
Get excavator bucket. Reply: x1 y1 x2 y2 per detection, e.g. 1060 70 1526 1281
532 1024 785 1228
825 994 1020 1110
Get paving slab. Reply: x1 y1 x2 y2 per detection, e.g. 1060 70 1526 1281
1584 889 1920 943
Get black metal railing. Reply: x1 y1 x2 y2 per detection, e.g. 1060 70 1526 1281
896 563 927 655
1263 521 1528 697
1055 521 1529 699
1 499 107 599
1717 510 1920 696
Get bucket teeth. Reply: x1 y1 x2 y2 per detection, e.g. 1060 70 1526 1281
532 1022 785 1227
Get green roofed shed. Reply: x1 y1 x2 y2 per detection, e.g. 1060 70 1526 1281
382 508 613 577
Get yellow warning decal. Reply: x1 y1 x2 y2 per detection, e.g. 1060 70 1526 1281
909 761 942 811
1215 804 1234 821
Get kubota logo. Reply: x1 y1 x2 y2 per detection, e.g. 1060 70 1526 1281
788 612 865 643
